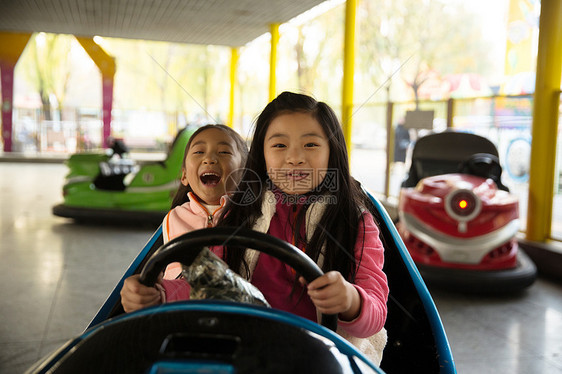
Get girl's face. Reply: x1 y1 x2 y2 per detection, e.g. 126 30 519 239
182 128 243 205
264 112 330 195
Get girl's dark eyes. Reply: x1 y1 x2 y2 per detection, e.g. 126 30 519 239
271 143 320 148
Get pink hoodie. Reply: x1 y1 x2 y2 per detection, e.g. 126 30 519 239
162 191 227 279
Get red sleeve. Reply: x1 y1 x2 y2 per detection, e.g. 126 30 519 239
160 279 191 302
337 211 389 338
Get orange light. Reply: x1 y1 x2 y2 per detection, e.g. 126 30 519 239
459 200 468 209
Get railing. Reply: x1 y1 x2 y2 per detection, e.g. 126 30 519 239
5 94 562 239
348 93 562 241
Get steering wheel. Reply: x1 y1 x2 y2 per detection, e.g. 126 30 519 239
138 226 338 331
458 153 505 187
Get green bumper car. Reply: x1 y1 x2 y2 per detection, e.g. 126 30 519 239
53 128 195 225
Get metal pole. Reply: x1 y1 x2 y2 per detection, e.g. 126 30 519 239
385 102 394 198
446 98 454 128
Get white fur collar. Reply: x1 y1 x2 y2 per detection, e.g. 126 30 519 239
242 190 326 277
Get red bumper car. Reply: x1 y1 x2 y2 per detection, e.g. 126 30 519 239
396 131 536 293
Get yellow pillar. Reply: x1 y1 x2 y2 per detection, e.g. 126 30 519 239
228 47 239 129
75 37 116 78
75 37 116 148
269 23 280 102
0 32 32 152
341 0 357 156
526 0 562 242
0 32 31 63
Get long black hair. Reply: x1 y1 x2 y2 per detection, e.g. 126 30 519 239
218 91 376 281
170 124 248 209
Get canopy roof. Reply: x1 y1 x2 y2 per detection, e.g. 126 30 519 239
0 0 328 46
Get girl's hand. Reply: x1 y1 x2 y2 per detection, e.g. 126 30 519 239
120 274 162 313
302 271 361 321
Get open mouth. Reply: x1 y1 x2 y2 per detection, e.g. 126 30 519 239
200 172 221 186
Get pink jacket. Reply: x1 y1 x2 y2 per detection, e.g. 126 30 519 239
162 192 227 279
253 202 388 338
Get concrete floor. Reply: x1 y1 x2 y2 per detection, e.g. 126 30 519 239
1 162 561 373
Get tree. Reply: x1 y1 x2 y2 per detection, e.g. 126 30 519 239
19 33 72 120
101 38 229 128
357 0 409 103
357 0 495 105
294 24 329 94
290 4 344 103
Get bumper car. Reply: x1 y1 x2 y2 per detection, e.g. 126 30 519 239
397 131 537 293
28 191 456 373
52 128 195 225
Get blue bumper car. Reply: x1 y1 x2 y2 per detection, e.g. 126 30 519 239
28 191 456 373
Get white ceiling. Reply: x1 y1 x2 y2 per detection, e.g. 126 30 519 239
0 0 329 46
